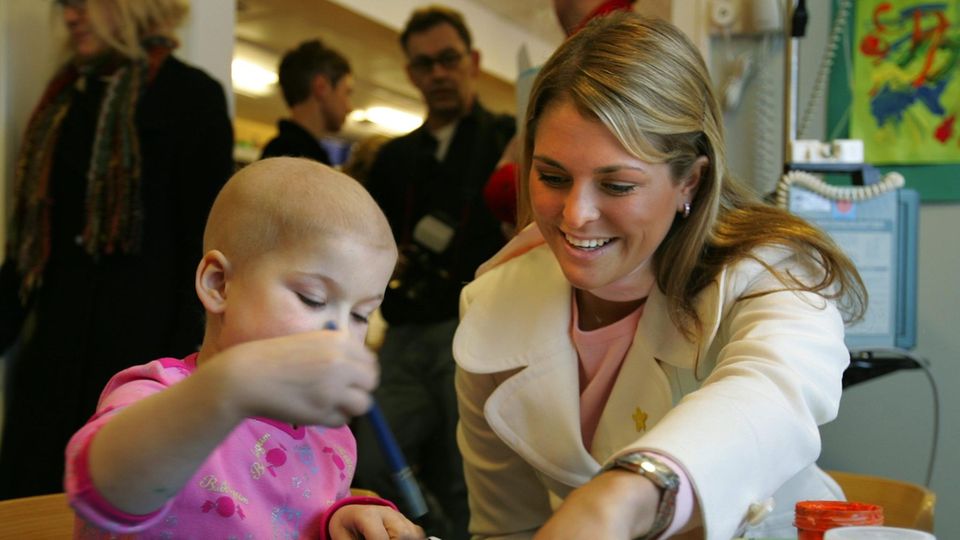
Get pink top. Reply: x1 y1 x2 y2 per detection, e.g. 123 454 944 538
571 297 695 538
572 299 645 450
65 354 394 539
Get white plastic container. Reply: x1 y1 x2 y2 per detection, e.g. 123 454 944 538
823 526 935 540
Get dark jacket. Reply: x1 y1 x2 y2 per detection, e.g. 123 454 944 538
365 101 514 324
0 55 235 498
259 119 331 164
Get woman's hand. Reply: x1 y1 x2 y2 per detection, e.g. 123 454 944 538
533 469 661 540
328 504 426 540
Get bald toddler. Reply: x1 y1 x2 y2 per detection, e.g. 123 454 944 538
64 158 423 539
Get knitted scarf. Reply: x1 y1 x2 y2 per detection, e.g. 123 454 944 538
8 39 173 300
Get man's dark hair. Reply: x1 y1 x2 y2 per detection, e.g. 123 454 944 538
277 39 351 107
400 5 472 52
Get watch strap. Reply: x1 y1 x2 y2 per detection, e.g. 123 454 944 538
598 452 679 540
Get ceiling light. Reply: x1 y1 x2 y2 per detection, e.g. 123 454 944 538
232 40 279 97
232 57 278 97
349 106 423 135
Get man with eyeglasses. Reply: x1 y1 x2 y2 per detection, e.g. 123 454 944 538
356 6 515 540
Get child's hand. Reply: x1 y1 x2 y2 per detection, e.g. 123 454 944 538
328 504 425 540
211 330 379 427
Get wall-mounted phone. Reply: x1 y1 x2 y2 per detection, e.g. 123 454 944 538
709 0 783 35
713 0 785 112
707 0 788 195
713 0 856 196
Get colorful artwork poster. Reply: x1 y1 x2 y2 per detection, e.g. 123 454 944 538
851 1 960 164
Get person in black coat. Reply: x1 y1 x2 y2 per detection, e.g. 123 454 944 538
0 0 234 499
353 7 514 540
259 40 354 164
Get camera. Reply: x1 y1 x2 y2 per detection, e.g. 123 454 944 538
383 213 460 323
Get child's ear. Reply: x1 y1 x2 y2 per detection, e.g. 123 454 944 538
196 250 230 314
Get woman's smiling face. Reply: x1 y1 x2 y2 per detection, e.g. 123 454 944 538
529 100 698 299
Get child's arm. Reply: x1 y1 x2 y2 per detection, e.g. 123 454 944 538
86 330 378 515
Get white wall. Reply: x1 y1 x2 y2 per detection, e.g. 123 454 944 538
720 3 959 538
179 0 236 114
1 1 61 245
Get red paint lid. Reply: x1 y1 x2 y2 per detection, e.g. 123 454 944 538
795 501 884 531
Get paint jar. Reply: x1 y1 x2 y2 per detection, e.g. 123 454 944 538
795 500 884 540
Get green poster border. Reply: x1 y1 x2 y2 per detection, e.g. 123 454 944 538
827 0 960 202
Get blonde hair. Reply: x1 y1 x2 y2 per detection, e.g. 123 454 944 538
341 134 390 185
519 12 866 337
80 0 189 59
203 157 397 267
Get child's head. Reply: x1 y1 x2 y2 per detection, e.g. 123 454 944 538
196 157 397 353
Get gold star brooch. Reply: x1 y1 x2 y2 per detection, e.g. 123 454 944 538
632 407 648 432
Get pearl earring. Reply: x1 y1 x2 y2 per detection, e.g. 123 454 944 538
682 202 691 218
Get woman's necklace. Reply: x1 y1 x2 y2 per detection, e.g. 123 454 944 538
577 289 647 331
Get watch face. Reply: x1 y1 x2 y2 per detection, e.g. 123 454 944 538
614 454 680 490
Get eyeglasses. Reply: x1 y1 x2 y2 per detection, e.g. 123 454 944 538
408 50 466 75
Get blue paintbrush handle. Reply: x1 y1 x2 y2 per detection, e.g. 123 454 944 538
367 402 428 518
324 321 428 517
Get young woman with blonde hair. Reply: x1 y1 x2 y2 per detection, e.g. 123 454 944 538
455 12 865 539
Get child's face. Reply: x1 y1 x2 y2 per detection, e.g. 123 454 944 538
217 231 396 348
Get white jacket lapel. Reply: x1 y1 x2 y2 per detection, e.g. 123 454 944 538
455 246 598 485
482 346 598 487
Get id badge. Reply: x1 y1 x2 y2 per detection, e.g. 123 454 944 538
413 214 455 254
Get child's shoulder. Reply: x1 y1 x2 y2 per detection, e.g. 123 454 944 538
98 355 198 407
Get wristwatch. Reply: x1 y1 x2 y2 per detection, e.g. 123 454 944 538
598 452 679 540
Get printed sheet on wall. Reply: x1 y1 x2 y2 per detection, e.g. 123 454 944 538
851 0 960 164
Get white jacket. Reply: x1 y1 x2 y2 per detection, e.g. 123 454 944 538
454 244 847 539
